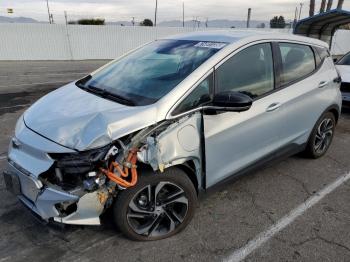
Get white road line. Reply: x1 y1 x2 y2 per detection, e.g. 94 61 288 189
223 172 350 262
0 155 7 161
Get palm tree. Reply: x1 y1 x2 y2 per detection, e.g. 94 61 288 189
320 0 327 13
337 0 344 9
309 0 315 16
326 0 333 11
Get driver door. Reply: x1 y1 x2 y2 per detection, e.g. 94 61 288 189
204 42 286 187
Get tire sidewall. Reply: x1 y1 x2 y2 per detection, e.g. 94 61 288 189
307 112 336 158
113 168 197 241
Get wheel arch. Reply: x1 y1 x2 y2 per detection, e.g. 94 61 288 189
175 161 200 194
328 106 340 124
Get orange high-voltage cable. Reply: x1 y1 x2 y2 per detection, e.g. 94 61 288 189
101 149 138 188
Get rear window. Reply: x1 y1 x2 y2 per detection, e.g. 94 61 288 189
279 43 316 85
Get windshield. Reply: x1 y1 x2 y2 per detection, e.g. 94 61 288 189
338 52 350 65
77 40 226 106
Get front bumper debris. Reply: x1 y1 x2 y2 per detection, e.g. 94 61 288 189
4 161 78 220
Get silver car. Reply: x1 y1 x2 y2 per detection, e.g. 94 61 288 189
3 31 342 240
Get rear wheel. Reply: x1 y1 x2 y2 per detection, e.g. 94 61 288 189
113 167 197 241
304 112 336 158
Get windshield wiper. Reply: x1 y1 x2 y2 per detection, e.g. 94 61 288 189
103 91 135 106
79 84 135 106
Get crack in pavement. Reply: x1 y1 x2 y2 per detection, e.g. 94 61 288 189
326 155 349 169
290 234 350 254
241 187 275 224
276 170 312 200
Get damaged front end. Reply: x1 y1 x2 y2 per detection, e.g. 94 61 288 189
5 113 203 226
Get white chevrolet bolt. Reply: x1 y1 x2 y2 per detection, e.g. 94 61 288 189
4 31 342 240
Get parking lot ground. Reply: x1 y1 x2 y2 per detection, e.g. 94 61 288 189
0 61 349 262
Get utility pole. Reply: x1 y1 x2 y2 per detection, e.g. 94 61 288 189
192 17 200 28
246 8 251 28
182 1 185 27
46 0 51 24
298 3 303 20
154 0 158 27
293 6 298 28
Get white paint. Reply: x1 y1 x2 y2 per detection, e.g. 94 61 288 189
0 156 7 161
223 172 350 262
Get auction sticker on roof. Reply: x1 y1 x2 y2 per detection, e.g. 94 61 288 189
194 42 227 49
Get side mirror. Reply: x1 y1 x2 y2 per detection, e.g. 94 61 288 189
211 91 253 112
333 57 338 63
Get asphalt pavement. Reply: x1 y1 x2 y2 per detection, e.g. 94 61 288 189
0 61 349 262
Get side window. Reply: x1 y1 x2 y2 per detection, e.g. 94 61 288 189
172 74 213 115
216 43 274 99
279 43 316 85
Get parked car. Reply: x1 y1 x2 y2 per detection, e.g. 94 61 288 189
335 51 350 107
3 31 342 241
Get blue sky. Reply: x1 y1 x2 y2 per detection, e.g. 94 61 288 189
1 0 350 23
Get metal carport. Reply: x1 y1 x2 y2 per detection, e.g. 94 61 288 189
294 9 350 48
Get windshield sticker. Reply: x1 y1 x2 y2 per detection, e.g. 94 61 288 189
194 42 227 49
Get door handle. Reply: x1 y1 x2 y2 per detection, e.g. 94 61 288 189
318 81 328 88
266 102 281 112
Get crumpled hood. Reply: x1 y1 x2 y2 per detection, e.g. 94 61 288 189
336 65 350 83
24 83 158 151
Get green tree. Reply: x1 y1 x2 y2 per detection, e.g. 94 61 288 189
76 18 105 25
270 16 286 28
140 19 153 26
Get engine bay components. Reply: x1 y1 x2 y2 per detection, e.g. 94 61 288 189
100 148 139 188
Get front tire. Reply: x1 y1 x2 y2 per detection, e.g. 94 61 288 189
304 112 336 158
113 167 197 241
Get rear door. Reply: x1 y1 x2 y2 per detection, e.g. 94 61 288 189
204 42 286 187
273 42 337 146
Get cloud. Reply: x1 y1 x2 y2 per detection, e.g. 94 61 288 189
1 0 350 23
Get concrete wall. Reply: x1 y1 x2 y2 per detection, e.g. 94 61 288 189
0 24 214 60
0 23 348 60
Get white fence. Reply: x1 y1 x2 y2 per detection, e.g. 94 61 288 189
0 23 348 60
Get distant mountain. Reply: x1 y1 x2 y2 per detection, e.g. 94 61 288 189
0 16 271 28
0 16 40 23
158 19 270 28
